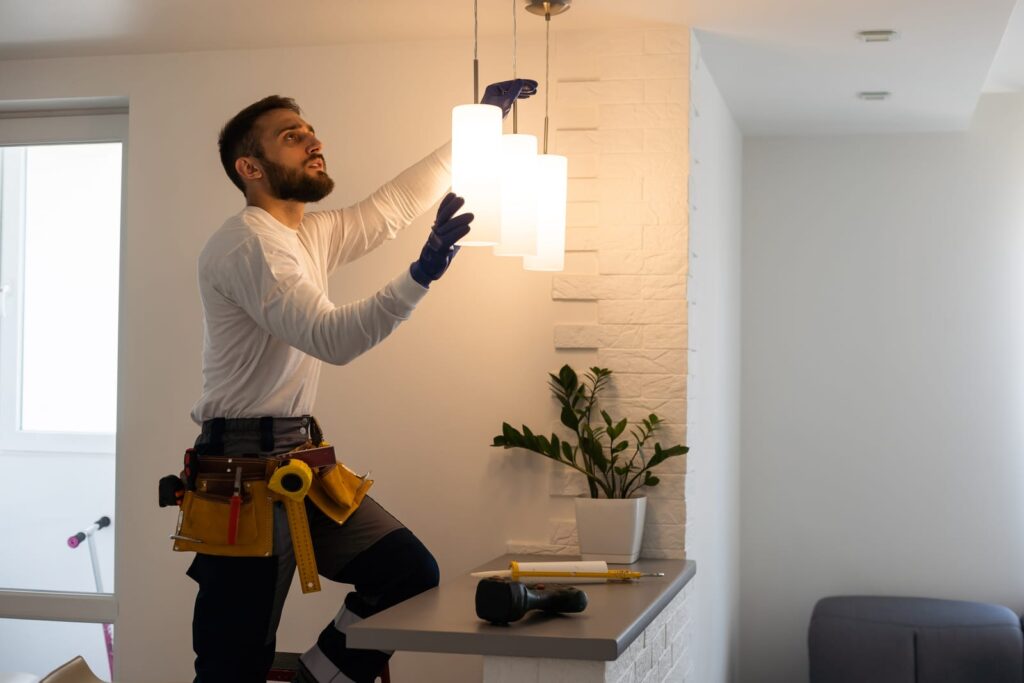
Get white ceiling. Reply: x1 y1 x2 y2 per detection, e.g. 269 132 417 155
1 0 1021 135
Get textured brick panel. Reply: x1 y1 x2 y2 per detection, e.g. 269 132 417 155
647 499 687 525
600 103 687 129
556 129 644 154
599 152 687 180
641 251 688 275
554 324 643 349
569 178 600 202
599 175 644 201
554 104 600 129
645 128 688 154
642 276 687 301
599 348 687 374
557 31 646 58
643 225 687 253
645 79 688 103
595 225 644 251
599 250 645 275
607 372 644 398
567 201 599 227
566 227 599 252
600 201 659 225
645 30 689 55
598 300 686 326
642 374 687 398
553 275 643 301
568 153 599 178
644 523 686 551
607 398 687 423
643 325 688 349
557 79 646 104
599 53 688 80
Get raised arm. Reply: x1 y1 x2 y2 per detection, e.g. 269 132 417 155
217 234 428 366
310 142 452 274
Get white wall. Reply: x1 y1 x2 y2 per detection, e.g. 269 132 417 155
740 93 1024 682
687 34 743 683
0 27 699 682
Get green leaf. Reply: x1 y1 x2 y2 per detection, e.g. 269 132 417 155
601 410 613 428
645 474 660 486
560 405 580 431
613 441 630 454
582 436 608 472
611 418 628 440
502 422 523 446
561 441 574 462
559 365 578 393
492 436 507 447
549 434 561 459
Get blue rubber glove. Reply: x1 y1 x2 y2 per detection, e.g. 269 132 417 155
480 79 539 118
410 192 474 288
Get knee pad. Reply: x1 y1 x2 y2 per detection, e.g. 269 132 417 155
342 527 440 616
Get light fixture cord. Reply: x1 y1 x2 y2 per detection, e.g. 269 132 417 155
473 0 479 103
544 12 551 153
512 0 519 133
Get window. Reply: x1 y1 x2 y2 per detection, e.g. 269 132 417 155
0 114 125 453
0 108 125 679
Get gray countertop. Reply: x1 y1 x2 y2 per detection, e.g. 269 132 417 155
346 555 696 661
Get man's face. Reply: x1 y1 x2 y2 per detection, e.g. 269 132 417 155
252 109 335 202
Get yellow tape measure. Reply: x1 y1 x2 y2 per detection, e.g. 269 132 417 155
269 460 321 594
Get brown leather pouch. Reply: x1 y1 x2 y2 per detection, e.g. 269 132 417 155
172 478 274 557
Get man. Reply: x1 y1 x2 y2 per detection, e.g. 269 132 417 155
187 81 536 682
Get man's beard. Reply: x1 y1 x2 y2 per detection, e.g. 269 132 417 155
259 154 335 203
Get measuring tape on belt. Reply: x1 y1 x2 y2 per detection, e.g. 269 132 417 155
268 459 321 594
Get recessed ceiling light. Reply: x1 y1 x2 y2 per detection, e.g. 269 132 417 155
857 91 892 101
857 30 900 43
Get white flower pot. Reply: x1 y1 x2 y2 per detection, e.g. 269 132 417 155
574 496 647 564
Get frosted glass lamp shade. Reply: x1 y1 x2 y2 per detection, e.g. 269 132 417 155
493 134 540 257
451 104 502 246
523 154 568 271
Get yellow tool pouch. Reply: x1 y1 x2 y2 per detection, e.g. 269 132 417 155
308 462 373 526
173 479 274 557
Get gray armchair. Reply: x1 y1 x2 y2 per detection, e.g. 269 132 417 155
809 596 1024 683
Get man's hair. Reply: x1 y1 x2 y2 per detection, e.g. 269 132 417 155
218 95 301 193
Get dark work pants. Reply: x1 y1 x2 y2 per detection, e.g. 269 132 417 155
186 417 439 683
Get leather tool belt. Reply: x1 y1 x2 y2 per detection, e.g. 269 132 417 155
167 445 373 558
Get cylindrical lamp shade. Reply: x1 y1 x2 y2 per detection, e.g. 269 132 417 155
523 154 568 271
451 104 502 246
493 134 539 257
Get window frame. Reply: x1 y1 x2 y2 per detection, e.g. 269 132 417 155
0 113 127 455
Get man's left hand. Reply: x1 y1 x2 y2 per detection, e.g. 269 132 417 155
481 79 539 118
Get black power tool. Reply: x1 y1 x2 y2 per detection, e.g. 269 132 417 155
475 578 589 625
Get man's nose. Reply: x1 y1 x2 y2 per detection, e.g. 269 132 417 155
307 135 323 155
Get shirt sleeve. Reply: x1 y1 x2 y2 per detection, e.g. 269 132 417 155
308 141 452 274
215 233 429 366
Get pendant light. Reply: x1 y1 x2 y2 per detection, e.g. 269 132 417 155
523 1 569 271
451 0 502 246
493 0 539 258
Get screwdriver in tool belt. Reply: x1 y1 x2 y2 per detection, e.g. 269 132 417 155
227 467 242 545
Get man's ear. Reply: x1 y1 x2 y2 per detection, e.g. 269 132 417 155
235 156 263 183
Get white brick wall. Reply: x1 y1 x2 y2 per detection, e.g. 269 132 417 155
510 23 690 640
563 24 688 547
481 579 695 683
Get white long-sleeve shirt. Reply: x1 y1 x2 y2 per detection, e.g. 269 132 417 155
191 143 451 423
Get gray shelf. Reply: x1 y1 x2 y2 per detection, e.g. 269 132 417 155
346 555 696 661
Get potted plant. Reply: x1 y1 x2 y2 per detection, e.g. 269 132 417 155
492 365 688 563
